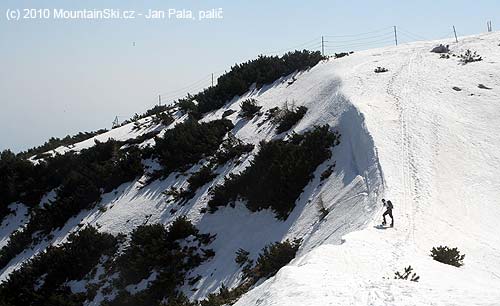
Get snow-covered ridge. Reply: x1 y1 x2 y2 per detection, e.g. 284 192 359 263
235 32 500 305
2 31 500 306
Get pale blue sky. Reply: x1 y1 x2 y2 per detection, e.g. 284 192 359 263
1 0 498 152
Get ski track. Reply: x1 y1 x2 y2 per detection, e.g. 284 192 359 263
235 33 500 306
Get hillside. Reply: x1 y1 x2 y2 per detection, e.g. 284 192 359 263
1 32 500 306
235 33 500 305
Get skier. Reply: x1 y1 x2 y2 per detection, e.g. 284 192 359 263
381 199 394 227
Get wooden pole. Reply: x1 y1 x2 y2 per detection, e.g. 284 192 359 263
321 36 324 56
393 26 398 46
453 26 458 43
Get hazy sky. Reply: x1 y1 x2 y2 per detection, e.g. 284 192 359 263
1 0 498 152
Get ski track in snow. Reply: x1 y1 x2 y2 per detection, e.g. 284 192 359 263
1 32 500 306
235 33 500 306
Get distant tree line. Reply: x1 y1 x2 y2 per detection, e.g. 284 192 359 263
16 129 108 160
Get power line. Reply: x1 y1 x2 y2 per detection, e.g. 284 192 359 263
324 37 395 48
264 37 322 55
324 32 394 43
324 26 393 38
397 27 428 41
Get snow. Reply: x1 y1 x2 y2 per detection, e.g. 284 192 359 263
0 203 29 248
1 31 499 305
235 32 500 305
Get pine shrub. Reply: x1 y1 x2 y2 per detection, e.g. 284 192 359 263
430 245 465 267
276 105 308 134
239 99 262 119
252 239 301 280
394 265 420 282
186 50 324 114
153 119 233 174
459 49 482 64
0 226 118 306
208 125 339 220
214 135 254 165
235 248 252 267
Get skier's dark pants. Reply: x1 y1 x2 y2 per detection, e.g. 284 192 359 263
383 209 393 225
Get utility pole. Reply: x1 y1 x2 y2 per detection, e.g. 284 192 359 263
393 26 398 46
321 36 324 56
211 73 214 87
487 21 492 32
158 95 161 106
453 25 458 43
112 116 119 129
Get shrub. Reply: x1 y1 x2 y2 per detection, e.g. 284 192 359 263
152 119 233 174
430 246 465 267
394 265 420 282
209 126 339 220
168 216 199 241
275 105 308 134
320 164 335 181
0 142 144 270
177 97 201 119
107 220 213 306
459 49 482 64
152 112 175 126
221 109 236 118
16 129 108 159
239 99 262 119
214 134 254 165
374 67 388 73
200 283 249 306
0 226 118 306
180 166 218 201
334 52 351 59
118 104 175 128
252 239 301 280
186 50 324 114
235 248 252 267
197 240 300 306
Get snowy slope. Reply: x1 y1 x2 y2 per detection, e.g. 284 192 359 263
1 32 500 306
0 48 384 303
235 33 500 305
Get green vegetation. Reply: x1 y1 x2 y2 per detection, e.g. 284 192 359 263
151 119 233 175
213 135 254 165
103 217 214 306
430 246 465 267
17 129 108 159
209 126 339 219
0 226 118 306
251 239 301 280
0 141 144 270
239 99 262 119
459 49 482 64
394 265 420 282
274 105 308 134
179 51 324 114
196 239 301 306
181 166 218 201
